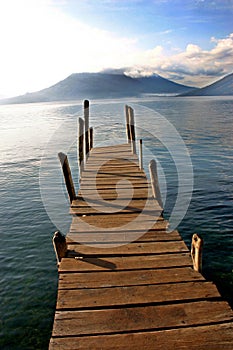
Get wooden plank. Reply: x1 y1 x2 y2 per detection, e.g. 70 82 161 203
52 301 233 337
71 198 157 208
84 164 140 170
70 219 168 232
49 323 233 350
82 167 144 173
59 253 192 272
56 281 221 310
81 170 146 176
89 143 131 152
75 188 152 200
66 229 182 244
70 213 164 230
70 203 161 215
80 183 150 190
66 241 189 255
78 186 151 194
58 267 205 289
70 219 168 231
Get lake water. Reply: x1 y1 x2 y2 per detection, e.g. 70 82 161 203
0 96 233 349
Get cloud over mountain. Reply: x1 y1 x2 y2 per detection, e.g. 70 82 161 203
126 33 233 87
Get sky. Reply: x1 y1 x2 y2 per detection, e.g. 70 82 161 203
0 0 232 97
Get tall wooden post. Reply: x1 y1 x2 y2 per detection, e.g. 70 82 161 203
89 127 93 150
149 159 163 210
84 99 89 159
128 106 136 154
58 152 76 203
139 139 143 170
78 117 84 175
191 233 203 272
125 105 131 143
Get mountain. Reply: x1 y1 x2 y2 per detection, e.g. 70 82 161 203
135 75 194 94
180 73 233 96
0 72 195 104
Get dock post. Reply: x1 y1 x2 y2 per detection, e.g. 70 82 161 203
52 231 67 267
78 117 84 175
128 106 136 154
139 139 143 170
84 99 89 159
191 233 203 272
125 105 131 143
149 159 163 210
89 127 93 150
58 152 76 203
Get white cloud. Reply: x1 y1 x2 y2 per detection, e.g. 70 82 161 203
127 33 233 86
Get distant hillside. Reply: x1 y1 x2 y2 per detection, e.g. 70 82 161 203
0 72 194 104
181 73 233 96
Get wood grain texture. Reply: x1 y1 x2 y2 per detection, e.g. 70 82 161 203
49 323 233 350
58 267 205 289
59 253 192 272
56 281 220 310
52 301 233 337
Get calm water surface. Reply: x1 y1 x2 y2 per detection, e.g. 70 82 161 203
0 97 233 349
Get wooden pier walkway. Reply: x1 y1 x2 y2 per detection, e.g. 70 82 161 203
49 102 233 349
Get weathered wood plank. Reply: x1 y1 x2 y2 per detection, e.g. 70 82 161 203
69 219 168 232
59 253 192 272
71 198 157 208
49 323 233 350
66 241 189 255
82 167 144 173
70 213 165 231
52 301 233 337
58 267 205 289
74 190 152 201
70 203 161 215
57 281 221 310
66 229 182 244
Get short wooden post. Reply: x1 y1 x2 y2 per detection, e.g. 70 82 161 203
78 117 84 175
89 127 93 150
125 105 131 143
58 152 76 203
84 99 89 158
191 233 203 272
128 106 136 154
149 159 163 210
139 139 143 170
52 231 67 267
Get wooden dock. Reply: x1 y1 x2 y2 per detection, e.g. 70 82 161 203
49 102 233 349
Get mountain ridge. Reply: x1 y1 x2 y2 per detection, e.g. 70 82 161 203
0 72 195 104
180 73 233 96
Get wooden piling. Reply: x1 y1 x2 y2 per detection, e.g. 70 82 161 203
128 106 136 154
52 231 67 266
58 152 76 203
139 139 143 170
89 127 93 150
84 99 89 158
191 233 203 272
125 105 131 143
149 159 163 210
78 117 84 175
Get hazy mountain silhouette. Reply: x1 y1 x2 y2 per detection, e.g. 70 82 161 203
0 72 195 104
180 73 233 96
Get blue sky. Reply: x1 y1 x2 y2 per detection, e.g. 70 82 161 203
0 0 232 97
